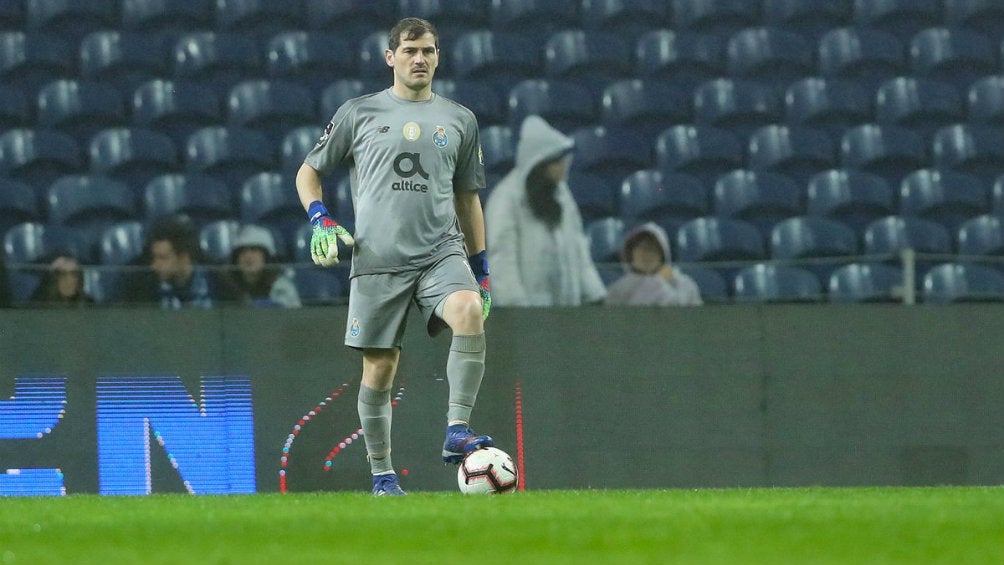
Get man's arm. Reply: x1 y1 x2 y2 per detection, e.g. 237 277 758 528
454 190 486 255
296 163 325 213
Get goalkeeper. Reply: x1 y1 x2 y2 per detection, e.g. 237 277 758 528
295 17 492 496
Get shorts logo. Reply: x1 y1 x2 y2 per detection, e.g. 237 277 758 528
350 318 360 337
433 126 448 148
403 122 421 142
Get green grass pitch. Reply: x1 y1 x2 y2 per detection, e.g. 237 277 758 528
1 487 1002 565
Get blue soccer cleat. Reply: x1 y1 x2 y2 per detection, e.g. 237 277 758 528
442 424 494 464
372 473 407 496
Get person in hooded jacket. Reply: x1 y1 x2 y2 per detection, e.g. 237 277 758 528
229 225 301 308
604 222 703 307
485 115 607 307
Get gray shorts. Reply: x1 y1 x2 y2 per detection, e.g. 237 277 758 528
344 252 479 349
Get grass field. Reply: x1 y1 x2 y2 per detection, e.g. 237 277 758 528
1 487 1002 565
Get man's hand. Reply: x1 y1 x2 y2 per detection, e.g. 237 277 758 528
308 201 354 267
469 250 491 320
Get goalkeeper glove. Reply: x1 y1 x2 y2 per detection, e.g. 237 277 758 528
307 200 354 267
468 250 491 320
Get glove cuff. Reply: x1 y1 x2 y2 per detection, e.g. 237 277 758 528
307 200 330 225
468 250 489 277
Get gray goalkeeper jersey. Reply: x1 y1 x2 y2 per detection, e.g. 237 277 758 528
304 88 486 276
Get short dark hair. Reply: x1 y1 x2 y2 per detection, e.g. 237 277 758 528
147 218 201 262
388 17 438 52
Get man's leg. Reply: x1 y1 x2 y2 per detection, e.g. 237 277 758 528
360 348 405 495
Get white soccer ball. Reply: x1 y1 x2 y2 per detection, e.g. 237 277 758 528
457 447 518 495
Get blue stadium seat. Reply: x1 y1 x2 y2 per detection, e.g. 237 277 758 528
0 32 74 99
725 27 813 86
293 266 347 305
693 78 782 141
132 79 222 150
762 0 853 42
215 0 303 39
634 29 724 93
851 0 941 44
567 171 619 222
586 216 626 285
172 32 261 99
240 172 302 254
0 129 82 191
806 169 894 233
46 175 137 232
398 0 490 44
478 125 514 179
818 27 905 93
909 28 997 88
840 124 926 189
184 126 274 191
922 263 1004 303
671 0 759 38
944 0 1004 43
121 0 213 35
226 80 317 146
678 263 728 302
874 77 964 142
675 216 765 263
620 170 708 236
25 0 117 45
326 176 355 232
36 80 127 145
713 170 803 239
4 222 49 264
266 32 354 93
783 78 872 142
580 0 670 35
79 31 172 96
655 125 744 188
569 126 651 189
320 79 386 118
357 30 393 80
434 79 506 126
956 215 1004 264
827 262 904 303
88 127 180 190
99 221 146 266
280 126 323 175
733 263 823 303
304 0 394 45
507 79 597 134
863 215 952 279
931 125 1004 185
143 173 233 227
0 179 40 236
543 30 633 96
769 215 860 282
747 125 836 186
995 175 1004 217
600 79 691 146
0 85 29 130
0 0 23 27
967 76 1004 127
452 30 541 93
898 169 988 233
198 219 241 264
489 0 580 38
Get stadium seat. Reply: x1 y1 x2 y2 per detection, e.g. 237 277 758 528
931 125 1004 185
634 29 724 93
293 266 347 305
478 125 514 178
79 31 172 96
874 77 964 142
198 219 241 264
840 124 926 189
132 79 222 151
0 129 82 191
783 78 872 142
678 263 728 302
956 215 1004 264
543 30 633 96
0 32 74 100
806 169 894 233
818 27 906 93
0 0 22 27
569 126 652 189
725 27 813 86
675 216 765 264
898 169 988 233
944 0 1004 43
320 79 386 119
922 263 1004 303
99 221 146 266
827 262 904 303
304 0 395 45
966 75 1004 127
88 127 180 190
357 30 393 80
452 30 541 93
215 0 303 39
265 32 354 93
36 80 127 145
671 0 759 38
762 0 853 42
507 79 597 134
567 171 619 222
434 79 506 126
713 170 803 239
4 222 85 265
0 179 41 236
620 170 708 236
580 0 670 35
398 0 490 45
692 78 782 141
851 0 941 44
909 28 996 88
600 79 690 146
732 263 823 303
0 85 29 130
226 80 317 146
655 125 744 188
25 0 117 45
585 216 625 285
326 176 355 231
240 172 302 252
995 176 1004 217
863 215 952 279
489 0 579 38
184 126 274 191
280 126 323 175
769 215 860 281
747 125 836 186
121 0 213 35
143 173 233 227
172 32 261 99
46 175 137 231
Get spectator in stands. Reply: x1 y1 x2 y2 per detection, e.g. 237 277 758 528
28 253 95 308
228 225 301 308
485 115 607 306
605 222 702 307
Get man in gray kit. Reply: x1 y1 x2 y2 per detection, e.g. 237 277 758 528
295 17 493 496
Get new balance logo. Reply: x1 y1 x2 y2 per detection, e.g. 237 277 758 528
378 126 390 133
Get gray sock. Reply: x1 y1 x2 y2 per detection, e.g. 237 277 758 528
446 332 486 425
358 385 393 475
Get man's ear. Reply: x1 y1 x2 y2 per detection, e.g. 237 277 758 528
385 48 394 67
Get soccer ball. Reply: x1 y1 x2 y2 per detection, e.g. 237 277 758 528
457 447 518 494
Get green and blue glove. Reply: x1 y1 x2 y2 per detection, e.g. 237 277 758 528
468 250 491 320
307 200 354 267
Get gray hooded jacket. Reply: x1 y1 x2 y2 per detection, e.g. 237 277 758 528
604 222 702 307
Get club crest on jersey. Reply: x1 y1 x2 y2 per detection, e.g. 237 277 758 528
433 125 448 148
403 122 421 142
350 318 360 337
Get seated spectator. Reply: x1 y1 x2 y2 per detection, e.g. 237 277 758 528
485 115 607 306
28 253 95 308
604 222 702 307
228 225 301 308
